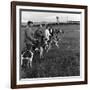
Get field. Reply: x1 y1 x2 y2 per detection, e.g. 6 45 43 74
20 24 80 79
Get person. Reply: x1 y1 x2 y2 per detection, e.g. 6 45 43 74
44 25 51 44
33 24 45 58
24 21 37 50
48 26 54 41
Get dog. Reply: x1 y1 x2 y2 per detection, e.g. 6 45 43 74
21 50 34 69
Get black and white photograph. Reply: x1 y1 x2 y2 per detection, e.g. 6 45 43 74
11 1 87 89
20 10 80 79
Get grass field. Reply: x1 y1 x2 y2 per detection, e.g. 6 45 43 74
20 24 80 79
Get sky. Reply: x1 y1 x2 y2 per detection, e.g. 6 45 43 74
21 10 81 23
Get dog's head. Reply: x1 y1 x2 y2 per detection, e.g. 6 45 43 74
22 50 32 58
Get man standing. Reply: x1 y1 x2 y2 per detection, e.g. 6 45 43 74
24 21 37 50
44 25 51 44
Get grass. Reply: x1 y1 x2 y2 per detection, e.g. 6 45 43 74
20 24 80 79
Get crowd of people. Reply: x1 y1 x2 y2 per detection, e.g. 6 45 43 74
21 21 64 68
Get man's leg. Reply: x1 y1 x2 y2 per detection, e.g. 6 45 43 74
26 43 32 50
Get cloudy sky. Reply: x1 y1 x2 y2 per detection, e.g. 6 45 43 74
21 11 81 23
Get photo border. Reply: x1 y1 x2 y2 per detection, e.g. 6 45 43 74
11 1 88 89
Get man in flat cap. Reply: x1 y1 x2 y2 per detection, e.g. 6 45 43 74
24 21 37 50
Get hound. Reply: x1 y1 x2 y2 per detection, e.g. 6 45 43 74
46 29 64 52
21 50 34 68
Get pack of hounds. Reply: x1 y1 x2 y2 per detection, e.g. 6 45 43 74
21 22 64 68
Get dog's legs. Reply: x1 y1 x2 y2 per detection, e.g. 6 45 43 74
54 40 59 48
46 42 51 52
29 51 34 68
21 55 23 66
40 47 43 58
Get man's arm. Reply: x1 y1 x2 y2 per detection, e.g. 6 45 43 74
25 28 36 41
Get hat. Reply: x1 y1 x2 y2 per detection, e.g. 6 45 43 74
27 21 33 25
